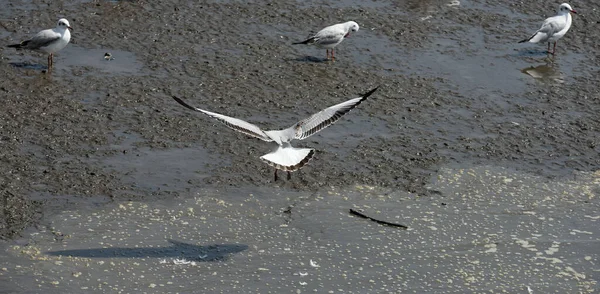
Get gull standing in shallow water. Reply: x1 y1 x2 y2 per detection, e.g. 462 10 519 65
293 21 359 61
519 3 576 55
7 18 72 70
172 87 378 181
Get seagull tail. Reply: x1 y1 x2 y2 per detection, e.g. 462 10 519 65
292 37 315 45
7 40 29 49
260 146 315 172
518 32 537 43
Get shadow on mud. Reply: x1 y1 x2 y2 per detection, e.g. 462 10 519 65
292 55 329 63
515 49 553 57
9 62 47 71
46 239 248 262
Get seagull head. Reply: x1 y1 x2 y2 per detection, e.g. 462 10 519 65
57 18 73 31
344 21 360 37
558 3 576 15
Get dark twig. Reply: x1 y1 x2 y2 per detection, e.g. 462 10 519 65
349 209 408 229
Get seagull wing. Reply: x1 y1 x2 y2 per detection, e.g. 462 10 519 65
313 25 346 46
530 17 563 43
293 87 378 140
172 97 273 142
22 29 61 49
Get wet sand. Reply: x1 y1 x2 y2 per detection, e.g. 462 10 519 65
0 0 599 292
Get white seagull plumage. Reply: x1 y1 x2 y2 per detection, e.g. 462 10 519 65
519 3 576 55
173 87 378 181
7 18 73 69
293 21 359 61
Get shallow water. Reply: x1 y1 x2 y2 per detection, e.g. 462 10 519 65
1 165 598 292
55 47 144 75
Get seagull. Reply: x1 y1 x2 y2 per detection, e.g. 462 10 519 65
172 87 378 181
519 3 576 55
7 18 73 70
293 21 359 61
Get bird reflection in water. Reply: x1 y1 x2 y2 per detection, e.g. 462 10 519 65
521 61 563 83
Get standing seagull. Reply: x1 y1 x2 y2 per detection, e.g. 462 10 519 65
293 21 359 61
7 18 73 70
172 87 378 181
519 3 576 55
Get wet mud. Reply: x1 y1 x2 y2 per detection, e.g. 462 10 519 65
0 0 599 292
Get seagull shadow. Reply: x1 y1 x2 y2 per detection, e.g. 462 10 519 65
290 55 330 63
515 49 553 58
9 62 48 71
46 239 248 262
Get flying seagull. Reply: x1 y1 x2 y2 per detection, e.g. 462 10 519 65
172 87 378 181
293 21 359 61
519 3 576 55
7 18 73 70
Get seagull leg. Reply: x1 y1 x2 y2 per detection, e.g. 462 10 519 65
287 171 291 180
547 42 550 55
274 169 278 181
326 49 329 60
331 49 335 62
553 42 557 55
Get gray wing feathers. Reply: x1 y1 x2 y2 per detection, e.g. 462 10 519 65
293 87 378 140
524 16 565 43
23 29 60 49
172 97 273 142
530 21 559 43
198 109 273 142
314 31 345 46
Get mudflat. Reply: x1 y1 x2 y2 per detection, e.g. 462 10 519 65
0 0 598 292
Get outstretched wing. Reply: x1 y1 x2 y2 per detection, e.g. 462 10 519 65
293 87 378 140
172 97 273 142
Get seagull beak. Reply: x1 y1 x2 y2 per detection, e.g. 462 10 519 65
344 33 350 38
68 26 73 31
570 9 577 14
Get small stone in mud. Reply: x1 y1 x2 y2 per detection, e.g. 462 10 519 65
104 53 113 61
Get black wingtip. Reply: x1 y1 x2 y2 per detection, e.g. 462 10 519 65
292 38 314 45
360 86 379 99
519 33 535 43
172 96 198 111
8 40 30 49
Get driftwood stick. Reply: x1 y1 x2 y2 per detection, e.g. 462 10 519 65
349 209 408 229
